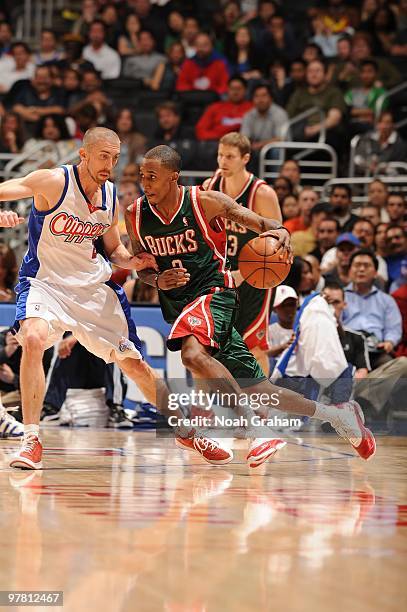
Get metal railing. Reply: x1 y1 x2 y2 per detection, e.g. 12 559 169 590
259 141 337 189
375 81 407 121
286 107 326 143
1 141 59 180
321 176 407 206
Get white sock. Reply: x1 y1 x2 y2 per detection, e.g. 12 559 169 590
24 424 40 438
313 402 338 423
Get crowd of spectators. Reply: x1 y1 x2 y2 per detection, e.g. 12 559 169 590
0 0 406 427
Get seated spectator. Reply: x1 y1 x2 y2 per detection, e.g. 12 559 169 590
99 3 121 50
34 30 64 65
215 1 245 59
345 59 387 134
149 42 185 94
310 11 342 58
0 245 17 303
120 162 141 187
69 68 112 125
302 41 324 64
128 0 168 53
0 42 35 94
62 68 83 108
354 111 407 176
319 0 357 35
343 249 402 369
261 14 300 65
364 6 398 56
385 224 407 287
375 221 389 258
323 233 361 287
8 65 65 128
113 108 146 180
72 103 98 138
332 32 401 90
176 32 229 95
196 76 252 141
0 20 12 59
71 0 98 39
179 16 199 59
279 158 301 193
304 254 325 293
164 11 184 52
281 194 299 222
360 203 381 226
291 203 332 257
287 59 346 151
82 20 121 80
0 329 53 408
58 34 94 74
20 114 77 173
329 184 359 232
269 59 307 108
352 218 388 284
386 193 406 225
118 13 141 56
323 282 371 379
269 284 350 403
149 102 194 168
248 0 278 42
122 30 165 87
226 25 263 81
240 83 289 152
309 217 340 262
284 187 319 233
273 176 293 205
0 111 25 157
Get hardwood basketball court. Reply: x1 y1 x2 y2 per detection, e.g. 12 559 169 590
0 429 406 612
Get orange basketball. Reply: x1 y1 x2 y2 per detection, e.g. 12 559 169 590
238 236 291 289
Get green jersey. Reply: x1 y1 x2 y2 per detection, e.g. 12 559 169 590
131 185 234 323
206 172 266 270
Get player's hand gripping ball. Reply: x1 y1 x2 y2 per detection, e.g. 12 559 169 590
238 235 292 289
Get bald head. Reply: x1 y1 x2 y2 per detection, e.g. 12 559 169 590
83 127 120 150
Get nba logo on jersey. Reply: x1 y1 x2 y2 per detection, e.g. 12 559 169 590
188 316 202 327
182 216 189 226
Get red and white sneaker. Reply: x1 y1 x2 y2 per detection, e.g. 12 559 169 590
175 435 233 465
332 400 376 460
246 438 287 468
9 435 43 470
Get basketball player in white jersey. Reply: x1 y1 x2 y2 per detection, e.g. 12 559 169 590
0 127 228 469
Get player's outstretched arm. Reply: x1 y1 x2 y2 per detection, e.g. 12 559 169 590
200 189 291 255
0 169 55 202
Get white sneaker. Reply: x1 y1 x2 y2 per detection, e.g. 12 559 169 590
331 400 376 460
0 408 24 438
246 438 287 468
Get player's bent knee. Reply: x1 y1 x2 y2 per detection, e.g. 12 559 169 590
181 345 208 371
23 332 47 356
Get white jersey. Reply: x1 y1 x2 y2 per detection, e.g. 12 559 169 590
16 164 116 295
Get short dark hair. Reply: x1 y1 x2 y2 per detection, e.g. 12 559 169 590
353 218 375 233
310 203 333 218
156 101 181 117
228 75 247 88
331 184 352 198
324 281 345 297
387 192 405 204
274 175 293 192
349 249 379 271
319 217 340 232
252 83 272 98
89 19 106 31
11 41 31 54
360 59 378 71
144 145 181 172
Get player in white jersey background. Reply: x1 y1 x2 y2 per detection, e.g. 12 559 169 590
0 127 197 469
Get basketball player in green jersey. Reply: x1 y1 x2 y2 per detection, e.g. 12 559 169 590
125 145 376 465
202 132 279 376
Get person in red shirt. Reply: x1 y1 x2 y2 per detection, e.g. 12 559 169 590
195 76 252 140
176 32 229 95
284 187 319 233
